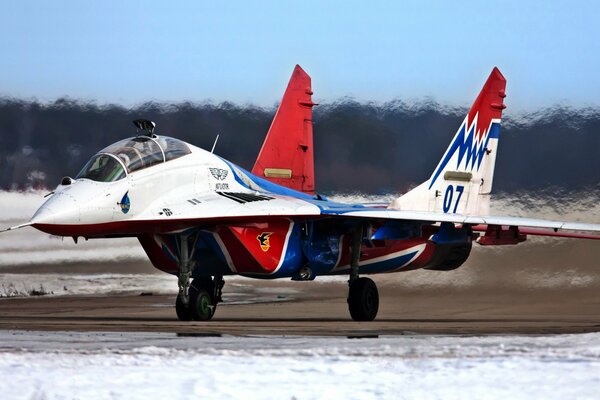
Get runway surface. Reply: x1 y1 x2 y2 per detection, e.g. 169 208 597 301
1 280 599 335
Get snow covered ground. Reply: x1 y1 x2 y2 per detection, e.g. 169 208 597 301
0 331 599 400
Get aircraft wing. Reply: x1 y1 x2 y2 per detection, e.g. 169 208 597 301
145 193 600 235
319 207 600 239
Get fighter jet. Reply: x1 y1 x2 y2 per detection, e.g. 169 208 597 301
4 65 599 321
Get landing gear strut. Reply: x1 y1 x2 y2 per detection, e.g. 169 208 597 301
173 231 224 321
347 225 379 321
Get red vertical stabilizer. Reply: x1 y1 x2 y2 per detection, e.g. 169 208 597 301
252 65 316 194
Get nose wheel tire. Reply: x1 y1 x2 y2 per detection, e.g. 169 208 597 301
189 284 216 321
348 277 379 321
175 294 193 321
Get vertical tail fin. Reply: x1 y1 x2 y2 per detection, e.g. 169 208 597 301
252 65 316 194
390 67 507 215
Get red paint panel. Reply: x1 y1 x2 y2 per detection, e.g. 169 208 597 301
217 219 292 274
137 234 178 274
216 226 265 274
471 224 600 241
400 241 436 271
466 67 506 141
251 65 315 194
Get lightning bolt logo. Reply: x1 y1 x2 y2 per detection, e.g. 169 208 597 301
428 114 500 189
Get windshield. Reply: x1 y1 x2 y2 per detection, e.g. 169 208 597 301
76 154 126 182
75 135 192 181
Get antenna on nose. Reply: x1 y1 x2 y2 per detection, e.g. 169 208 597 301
133 119 156 137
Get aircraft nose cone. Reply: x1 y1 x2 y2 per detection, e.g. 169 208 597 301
30 192 81 225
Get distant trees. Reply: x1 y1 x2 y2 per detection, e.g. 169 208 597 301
0 98 598 193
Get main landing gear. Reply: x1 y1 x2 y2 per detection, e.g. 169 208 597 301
173 231 224 321
347 226 379 321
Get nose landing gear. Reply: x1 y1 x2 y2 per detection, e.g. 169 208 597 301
173 231 224 322
176 276 225 321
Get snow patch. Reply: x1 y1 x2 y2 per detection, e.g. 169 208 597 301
0 331 599 400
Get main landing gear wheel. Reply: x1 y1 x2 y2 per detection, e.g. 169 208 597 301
348 277 379 321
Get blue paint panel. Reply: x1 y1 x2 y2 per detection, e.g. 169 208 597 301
194 231 235 276
302 223 342 276
360 251 418 273
333 251 418 275
269 222 304 278
488 122 501 139
218 157 315 200
370 221 422 240
430 222 471 245
429 121 501 189
219 157 371 213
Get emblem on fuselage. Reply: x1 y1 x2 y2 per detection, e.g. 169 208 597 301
118 191 131 214
209 168 228 181
257 232 273 252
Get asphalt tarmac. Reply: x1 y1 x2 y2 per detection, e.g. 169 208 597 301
1 280 598 336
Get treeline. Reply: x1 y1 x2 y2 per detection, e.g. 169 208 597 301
0 97 599 193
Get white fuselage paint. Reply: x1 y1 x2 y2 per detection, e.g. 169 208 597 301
30 137 321 230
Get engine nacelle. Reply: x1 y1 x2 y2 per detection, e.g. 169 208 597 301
423 222 473 271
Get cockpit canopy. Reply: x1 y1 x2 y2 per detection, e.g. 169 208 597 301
76 136 191 182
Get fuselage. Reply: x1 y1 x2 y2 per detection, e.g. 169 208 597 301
31 134 471 280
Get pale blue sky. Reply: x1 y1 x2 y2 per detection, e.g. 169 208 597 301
1 1 598 111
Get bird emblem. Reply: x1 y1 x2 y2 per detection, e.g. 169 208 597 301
257 232 273 252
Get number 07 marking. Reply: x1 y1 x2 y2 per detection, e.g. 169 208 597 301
442 185 465 213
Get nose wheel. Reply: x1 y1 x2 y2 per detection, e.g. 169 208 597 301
189 285 214 321
175 276 224 321
175 294 193 321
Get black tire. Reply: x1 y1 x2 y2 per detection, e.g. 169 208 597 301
348 277 379 321
175 294 193 321
189 286 215 321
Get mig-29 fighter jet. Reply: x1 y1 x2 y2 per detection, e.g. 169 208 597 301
4 65 599 321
